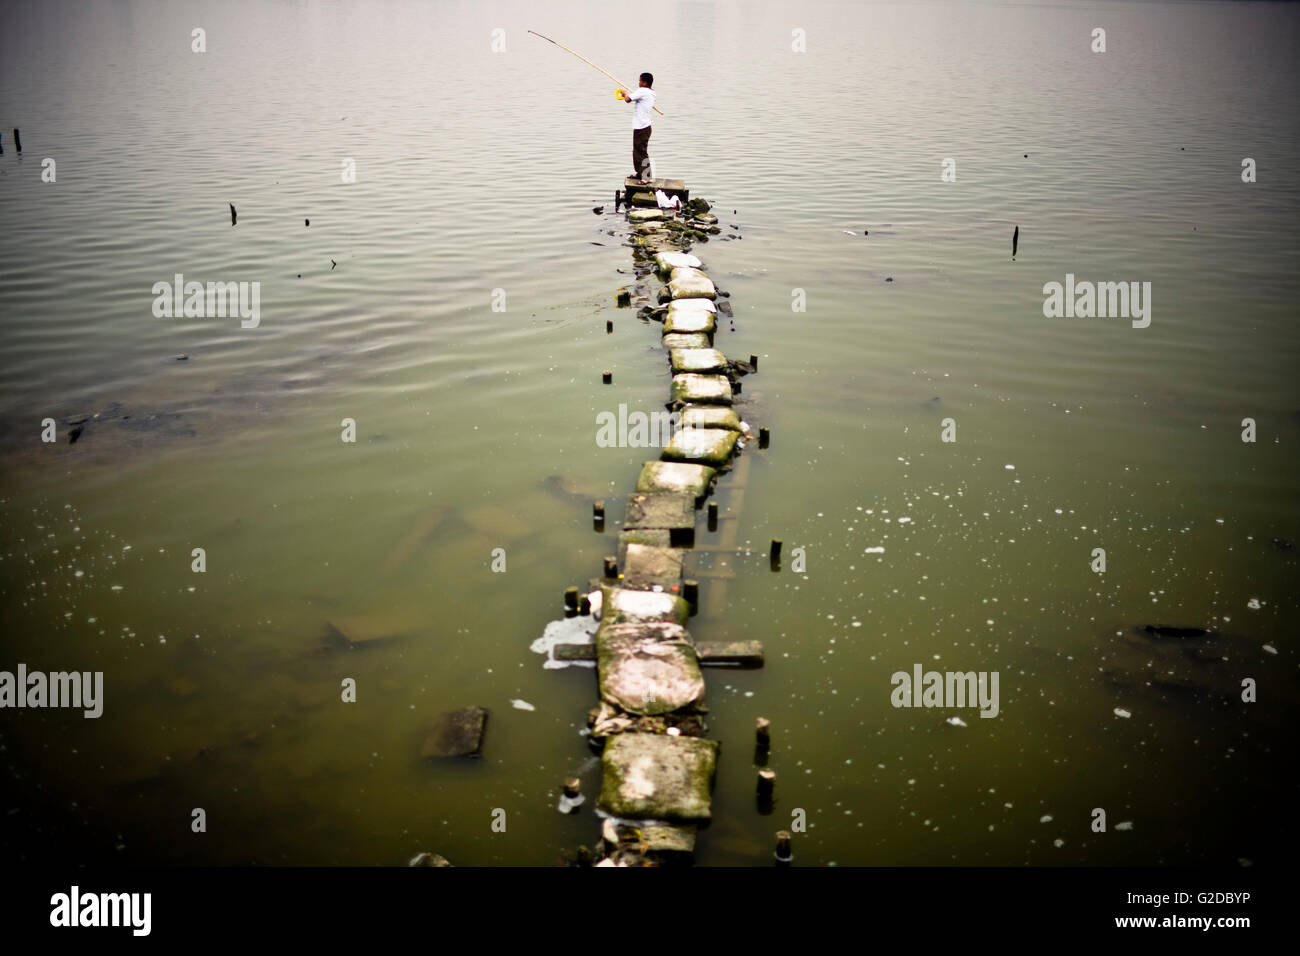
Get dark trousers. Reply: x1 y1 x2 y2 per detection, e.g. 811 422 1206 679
632 125 652 180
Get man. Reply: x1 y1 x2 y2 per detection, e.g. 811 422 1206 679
619 73 656 184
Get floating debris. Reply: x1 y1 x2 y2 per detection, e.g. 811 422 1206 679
510 698 536 712
1113 707 1132 719
945 716 967 728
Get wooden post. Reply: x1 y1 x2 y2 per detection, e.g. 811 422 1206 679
770 539 782 562
606 320 613 333
750 353 758 371
578 593 591 615
774 830 793 864
602 370 612 384
707 500 718 531
757 768 776 798
733 379 742 394
593 500 606 520
603 556 617 578
563 777 581 799
617 291 631 307
564 587 579 611
684 579 699 613
756 717 771 748
12 129 20 153
759 427 770 449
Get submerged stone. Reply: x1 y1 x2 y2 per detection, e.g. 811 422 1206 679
655 251 702 273
421 706 487 758
668 267 717 300
596 620 703 715
600 585 690 626
671 373 733 405
669 348 728 374
662 427 739 467
662 332 712 350
635 460 717 500
598 733 719 821
621 542 686 590
680 406 742 431
629 208 664 223
663 310 716 335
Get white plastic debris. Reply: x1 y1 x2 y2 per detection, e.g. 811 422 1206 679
1113 707 1131 719
510 699 536 711
1247 598 1261 610
529 614 600 670
655 189 682 210
945 716 967 728
1039 815 1053 823
1114 821 1134 831
1262 644 1278 655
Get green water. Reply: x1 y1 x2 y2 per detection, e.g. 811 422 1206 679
1 0 1297 865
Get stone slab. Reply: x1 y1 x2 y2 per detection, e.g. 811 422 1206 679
662 427 738 467
669 348 728 374
421 706 487 758
635 461 717 501
621 542 686 590
654 252 702 273
629 208 664 223
663 310 716 335
617 528 671 567
596 620 703 715
623 491 695 532
600 585 690 626
662 332 712 350
680 406 742 431
598 733 719 821
668 267 717 300
671 374 733 406
667 297 716 314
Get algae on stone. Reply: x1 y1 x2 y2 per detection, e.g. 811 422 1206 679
655 251 702 273
635 460 717 500
663 310 716 335
596 620 703 715
671 373 733 405
600 585 690 626
598 733 719 821
662 332 712 350
620 542 686 590
680 406 742 431
669 348 728 374
667 267 717 300
662 427 739 467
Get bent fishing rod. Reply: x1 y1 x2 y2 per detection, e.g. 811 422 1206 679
527 30 665 116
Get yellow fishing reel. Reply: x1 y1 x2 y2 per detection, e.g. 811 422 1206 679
615 88 628 100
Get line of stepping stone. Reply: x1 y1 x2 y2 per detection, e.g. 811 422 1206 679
586 217 755 866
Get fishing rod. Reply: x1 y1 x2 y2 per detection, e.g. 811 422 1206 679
527 30 664 116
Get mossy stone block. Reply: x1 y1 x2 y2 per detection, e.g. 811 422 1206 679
662 427 739 467
671 374 732 405
669 348 728 374
663 310 716 335
598 733 719 821
596 620 702 715
635 461 717 500
600 585 690 626
662 332 712 350
680 406 741 431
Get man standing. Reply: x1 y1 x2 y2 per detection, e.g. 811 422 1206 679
619 73 656 184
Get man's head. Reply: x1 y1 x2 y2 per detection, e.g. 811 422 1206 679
639 72 653 88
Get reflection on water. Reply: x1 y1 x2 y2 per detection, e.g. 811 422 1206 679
1 0 1297 865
